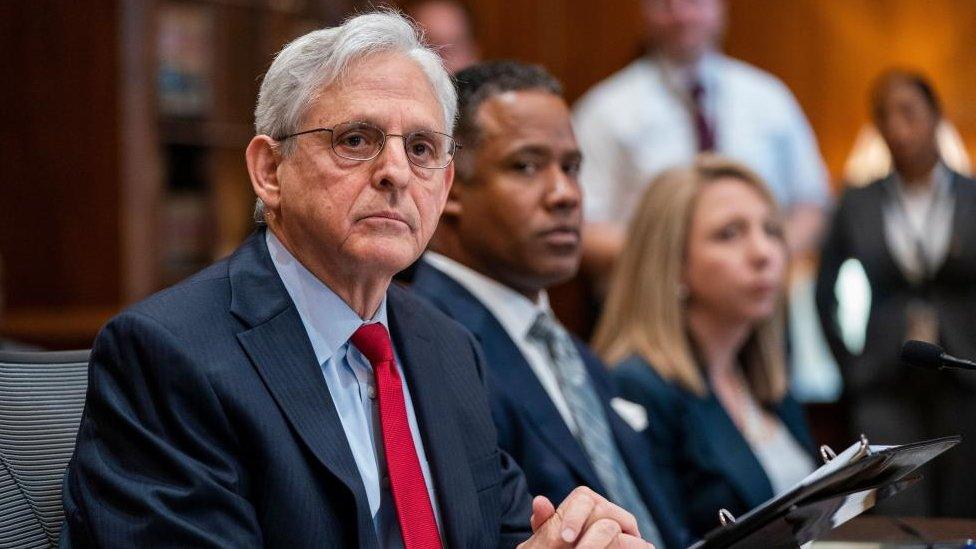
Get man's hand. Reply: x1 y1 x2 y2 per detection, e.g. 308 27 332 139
517 487 656 548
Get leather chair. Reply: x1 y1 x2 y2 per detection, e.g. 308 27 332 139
0 350 89 548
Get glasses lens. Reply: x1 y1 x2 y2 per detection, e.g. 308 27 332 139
331 122 384 161
405 131 456 168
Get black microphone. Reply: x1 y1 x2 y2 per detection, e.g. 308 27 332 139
901 340 976 372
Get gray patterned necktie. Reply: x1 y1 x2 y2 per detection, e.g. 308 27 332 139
528 312 665 548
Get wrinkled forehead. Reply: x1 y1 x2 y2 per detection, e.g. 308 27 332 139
304 52 447 131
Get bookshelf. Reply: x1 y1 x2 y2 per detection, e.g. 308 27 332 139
0 0 360 348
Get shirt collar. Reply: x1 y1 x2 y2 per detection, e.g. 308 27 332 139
266 229 389 366
422 251 550 341
654 50 721 92
893 161 951 197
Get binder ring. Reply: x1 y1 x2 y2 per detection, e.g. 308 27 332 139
820 444 837 464
718 508 736 526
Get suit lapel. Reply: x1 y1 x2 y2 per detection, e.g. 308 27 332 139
691 396 774 509
229 230 377 549
860 176 912 286
480 326 605 491
387 287 482 548
943 172 976 271
412 263 604 491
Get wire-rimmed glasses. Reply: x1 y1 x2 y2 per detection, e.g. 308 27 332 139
275 121 460 169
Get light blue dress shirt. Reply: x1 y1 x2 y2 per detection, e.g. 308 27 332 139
573 52 829 225
266 230 442 547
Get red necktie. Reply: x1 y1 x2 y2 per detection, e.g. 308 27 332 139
690 79 716 152
350 323 442 549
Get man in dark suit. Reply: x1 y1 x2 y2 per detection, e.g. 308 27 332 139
410 61 688 549
61 13 654 548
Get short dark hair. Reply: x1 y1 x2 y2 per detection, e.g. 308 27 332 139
871 68 942 121
452 61 563 178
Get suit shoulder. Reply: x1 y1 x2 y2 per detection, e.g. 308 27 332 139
103 257 237 351
611 355 683 410
953 171 976 188
835 179 884 211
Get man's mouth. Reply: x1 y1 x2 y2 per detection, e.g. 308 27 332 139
360 211 413 230
539 226 581 247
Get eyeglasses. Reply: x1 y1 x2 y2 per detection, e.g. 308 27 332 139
275 121 460 169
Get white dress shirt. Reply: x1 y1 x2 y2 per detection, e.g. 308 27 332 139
572 53 829 225
423 252 579 433
266 230 441 547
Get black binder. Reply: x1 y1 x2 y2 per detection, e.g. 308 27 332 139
688 435 961 549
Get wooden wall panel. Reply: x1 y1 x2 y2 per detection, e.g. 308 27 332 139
724 0 976 184
451 0 976 184
0 1 121 309
465 0 644 101
5 0 976 346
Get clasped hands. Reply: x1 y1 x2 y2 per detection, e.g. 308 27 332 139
517 487 655 548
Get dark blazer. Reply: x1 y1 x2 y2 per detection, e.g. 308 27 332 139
411 261 689 549
611 355 815 538
61 230 533 548
815 170 976 392
815 170 976 517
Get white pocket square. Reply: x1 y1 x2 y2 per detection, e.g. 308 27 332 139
611 398 648 432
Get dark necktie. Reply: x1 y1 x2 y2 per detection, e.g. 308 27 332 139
351 323 442 549
690 79 715 152
528 313 665 548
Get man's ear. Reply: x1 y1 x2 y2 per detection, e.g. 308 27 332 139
245 135 282 211
442 174 464 220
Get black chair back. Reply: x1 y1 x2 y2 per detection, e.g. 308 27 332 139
0 350 89 549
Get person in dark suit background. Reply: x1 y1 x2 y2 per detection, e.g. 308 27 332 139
61 12 654 548
592 156 817 537
816 70 976 517
410 60 688 549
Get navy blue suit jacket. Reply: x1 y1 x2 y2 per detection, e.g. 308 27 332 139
411 262 689 549
612 355 815 538
61 230 533 548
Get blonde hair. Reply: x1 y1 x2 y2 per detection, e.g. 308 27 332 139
592 154 788 403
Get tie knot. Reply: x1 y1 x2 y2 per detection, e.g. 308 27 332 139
351 323 394 364
689 79 706 102
527 312 559 344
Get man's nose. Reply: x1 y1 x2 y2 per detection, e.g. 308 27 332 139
371 135 413 190
545 167 581 211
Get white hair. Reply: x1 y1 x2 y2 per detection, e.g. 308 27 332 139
252 10 457 222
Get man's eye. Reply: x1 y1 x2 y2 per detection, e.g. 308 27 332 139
563 160 581 178
338 133 370 149
513 161 539 176
409 141 435 159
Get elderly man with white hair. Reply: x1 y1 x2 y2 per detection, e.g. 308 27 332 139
60 11 654 549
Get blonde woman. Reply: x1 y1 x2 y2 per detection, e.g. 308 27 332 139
593 155 816 536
